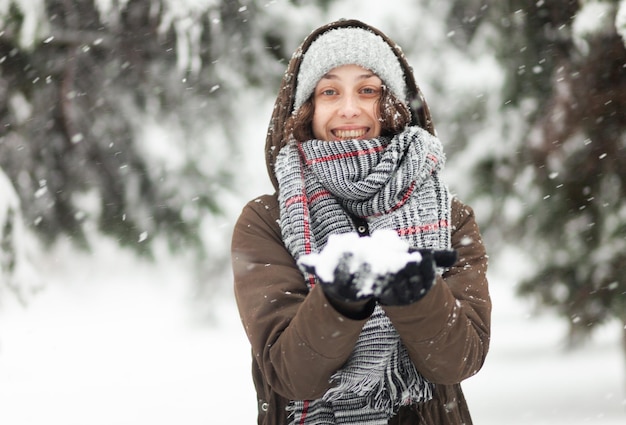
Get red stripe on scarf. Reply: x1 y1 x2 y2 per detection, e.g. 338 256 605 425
309 189 332 203
397 219 450 236
366 181 417 218
304 145 385 166
284 194 314 255
285 181 318 288
285 194 306 207
392 181 417 212
302 197 318 288
299 400 310 424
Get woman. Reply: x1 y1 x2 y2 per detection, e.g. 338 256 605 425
231 19 491 425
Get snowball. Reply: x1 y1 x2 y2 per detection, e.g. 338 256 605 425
298 229 423 295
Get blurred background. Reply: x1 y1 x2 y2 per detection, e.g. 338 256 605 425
1 0 625 424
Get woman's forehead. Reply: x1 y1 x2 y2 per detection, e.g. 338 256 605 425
320 65 381 81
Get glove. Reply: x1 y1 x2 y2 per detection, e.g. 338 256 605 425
376 248 457 306
302 252 375 304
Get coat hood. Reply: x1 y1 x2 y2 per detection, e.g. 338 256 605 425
264 19 436 191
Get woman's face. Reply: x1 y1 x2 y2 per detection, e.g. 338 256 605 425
311 64 383 141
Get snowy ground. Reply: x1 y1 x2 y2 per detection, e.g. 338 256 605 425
1 240 624 425
463 253 625 425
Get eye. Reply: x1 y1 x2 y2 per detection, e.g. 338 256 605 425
321 88 337 96
360 86 381 96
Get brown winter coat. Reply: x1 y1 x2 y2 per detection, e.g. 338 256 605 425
232 19 491 425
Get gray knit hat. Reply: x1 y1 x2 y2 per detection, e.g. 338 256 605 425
293 27 408 112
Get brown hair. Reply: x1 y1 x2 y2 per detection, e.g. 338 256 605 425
283 86 412 142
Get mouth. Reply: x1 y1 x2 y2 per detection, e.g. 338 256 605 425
332 128 368 140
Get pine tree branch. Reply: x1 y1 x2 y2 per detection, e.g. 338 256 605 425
0 27 114 49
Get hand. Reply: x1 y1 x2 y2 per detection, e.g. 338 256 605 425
302 252 375 304
376 248 457 306
419 248 458 269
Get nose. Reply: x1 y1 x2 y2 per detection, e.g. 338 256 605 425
338 93 360 118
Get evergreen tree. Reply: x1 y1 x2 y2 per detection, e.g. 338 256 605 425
452 0 626 355
0 0 286 256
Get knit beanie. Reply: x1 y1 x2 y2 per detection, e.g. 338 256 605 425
293 27 408 112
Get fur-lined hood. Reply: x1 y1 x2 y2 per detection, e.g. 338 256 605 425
264 19 436 191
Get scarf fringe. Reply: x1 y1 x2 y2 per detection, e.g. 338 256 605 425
323 323 433 415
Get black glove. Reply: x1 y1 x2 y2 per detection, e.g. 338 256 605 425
376 248 457 306
302 252 375 304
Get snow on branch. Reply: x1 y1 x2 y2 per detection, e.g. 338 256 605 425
0 168 42 305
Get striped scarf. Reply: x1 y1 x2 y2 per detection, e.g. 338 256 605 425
275 126 451 424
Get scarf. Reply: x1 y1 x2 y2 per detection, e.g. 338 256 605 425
275 126 451 425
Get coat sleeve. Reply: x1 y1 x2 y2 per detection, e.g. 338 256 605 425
381 197 491 385
231 195 368 401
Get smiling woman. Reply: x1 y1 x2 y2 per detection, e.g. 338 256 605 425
231 19 491 425
311 65 383 141
285 26 413 144
286 68 411 143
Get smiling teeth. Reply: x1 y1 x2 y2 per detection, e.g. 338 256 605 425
335 129 366 139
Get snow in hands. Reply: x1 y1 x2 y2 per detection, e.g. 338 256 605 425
298 230 423 297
